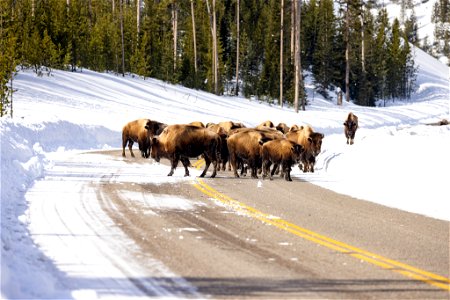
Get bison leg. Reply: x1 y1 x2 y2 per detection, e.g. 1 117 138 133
283 163 293 181
127 140 135 158
181 157 190 177
210 158 218 178
262 160 271 180
168 155 179 176
269 163 279 180
200 156 211 178
229 153 240 178
249 160 258 179
122 139 127 157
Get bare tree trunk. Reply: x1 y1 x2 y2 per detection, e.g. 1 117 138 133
137 0 141 36
360 9 365 73
172 1 178 73
112 0 115 14
290 0 295 60
191 0 197 74
235 0 239 96
212 0 218 94
120 0 125 76
345 1 350 102
279 0 284 107
294 0 300 112
32 0 35 17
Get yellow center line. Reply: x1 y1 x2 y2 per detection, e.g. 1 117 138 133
190 161 450 291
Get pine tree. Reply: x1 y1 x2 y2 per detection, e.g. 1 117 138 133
312 0 336 99
0 0 17 117
387 18 402 100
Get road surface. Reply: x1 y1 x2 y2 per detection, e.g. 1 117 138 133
93 150 450 299
26 150 450 299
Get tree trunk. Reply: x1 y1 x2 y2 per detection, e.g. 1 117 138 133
279 0 284 107
291 0 295 60
361 9 365 73
191 0 197 74
213 0 218 95
137 0 141 36
345 1 350 102
120 0 125 76
235 0 239 96
294 0 301 112
172 1 178 73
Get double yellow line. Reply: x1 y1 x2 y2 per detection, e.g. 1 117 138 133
191 161 450 291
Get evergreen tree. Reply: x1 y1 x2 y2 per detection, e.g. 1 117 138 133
312 0 336 99
0 0 17 117
387 18 402 100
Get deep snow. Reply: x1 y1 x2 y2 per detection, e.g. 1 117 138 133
1 45 449 298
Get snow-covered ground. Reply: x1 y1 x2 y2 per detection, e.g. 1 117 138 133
1 46 449 298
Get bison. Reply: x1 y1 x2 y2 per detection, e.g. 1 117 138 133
150 124 221 178
256 120 275 130
343 112 358 145
276 123 290 134
122 119 166 158
261 139 304 181
286 125 324 173
189 121 206 128
227 129 278 178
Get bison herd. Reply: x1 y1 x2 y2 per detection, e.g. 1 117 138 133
122 113 358 181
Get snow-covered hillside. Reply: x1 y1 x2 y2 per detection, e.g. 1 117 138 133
1 45 449 298
383 0 448 64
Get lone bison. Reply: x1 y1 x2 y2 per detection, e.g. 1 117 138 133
343 112 358 145
122 119 166 158
150 124 221 178
286 125 324 173
261 138 304 181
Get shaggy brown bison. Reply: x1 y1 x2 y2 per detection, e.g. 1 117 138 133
206 124 230 171
261 139 304 181
150 124 221 178
227 129 278 178
189 121 206 128
344 112 358 145
286 125 324 173
276 123 290 134
256 120 275 130
122 119 166 158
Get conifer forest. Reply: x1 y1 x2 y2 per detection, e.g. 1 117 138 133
2 0 449 117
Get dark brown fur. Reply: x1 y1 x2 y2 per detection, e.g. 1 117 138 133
122 119 166 158
286 125 324 173
207 124 229 171
343 112 359 145
150 124 221 178
261 139 303 181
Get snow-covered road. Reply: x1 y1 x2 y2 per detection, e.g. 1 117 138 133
23 152 202 299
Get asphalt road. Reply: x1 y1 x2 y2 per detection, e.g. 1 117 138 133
96 150 450 299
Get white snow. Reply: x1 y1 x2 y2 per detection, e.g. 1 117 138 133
1 45 449 298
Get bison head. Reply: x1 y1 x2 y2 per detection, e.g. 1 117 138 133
308 132 324 156
343 120 357 138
